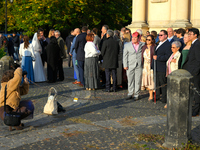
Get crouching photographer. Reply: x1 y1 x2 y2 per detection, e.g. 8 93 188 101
0 67 34 131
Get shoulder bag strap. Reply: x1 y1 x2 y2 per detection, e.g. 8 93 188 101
4 85 7 112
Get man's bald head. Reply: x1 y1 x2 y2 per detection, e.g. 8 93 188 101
167 28 174 38
74 28 81 35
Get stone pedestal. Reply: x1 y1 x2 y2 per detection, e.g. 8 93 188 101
163 69 193 149
0 56 14 83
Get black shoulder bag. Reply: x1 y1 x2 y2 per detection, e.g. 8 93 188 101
4 85 21 126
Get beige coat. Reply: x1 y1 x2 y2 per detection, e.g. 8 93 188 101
166 51 181 73
0 68 29 109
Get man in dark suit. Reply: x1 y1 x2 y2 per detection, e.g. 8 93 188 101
12 32 20 61
153 30 172 103
99 25 109 52
65 30 75 67
38 28 48 66
99 25 109 86
182 28 200 117
176 28 186 52
75 26 87 87
167 28 179 43
101 29 119 92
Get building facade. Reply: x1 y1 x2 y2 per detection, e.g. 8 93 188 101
127 0 200 33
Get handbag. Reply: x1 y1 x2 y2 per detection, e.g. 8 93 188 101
4 85 21 126
43 87 58 115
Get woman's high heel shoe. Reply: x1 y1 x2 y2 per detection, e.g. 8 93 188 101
14 126 23 130
9 126 23 131
9 126 13 131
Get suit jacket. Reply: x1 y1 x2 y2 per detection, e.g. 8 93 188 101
178 37 185 53
169 36 179 43
182 40 200 76
99 34 107 61
57 36 66 59
152 40 172 73
65 34 75 54
166 51 181 73
101 37 119 68
75 32 87 61
13 35 20 47
123 42 145 70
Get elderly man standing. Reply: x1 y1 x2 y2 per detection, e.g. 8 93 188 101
153 30 172 103
123 32 145 100
55 30 66 81
101 29 119 92
167 28 179 43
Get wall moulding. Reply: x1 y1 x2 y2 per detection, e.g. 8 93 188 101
151 0 168 3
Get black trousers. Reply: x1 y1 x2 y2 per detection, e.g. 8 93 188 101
156 72 167 103
105 68 117 90
192 75 200 114
68 55 72 67
57 59 64 81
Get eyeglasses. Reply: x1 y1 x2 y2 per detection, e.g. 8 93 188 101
146 39 151 41
158 34 164 36
188 33 194 36
171 47 177 49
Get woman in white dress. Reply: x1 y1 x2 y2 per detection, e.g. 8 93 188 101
32 33 46 82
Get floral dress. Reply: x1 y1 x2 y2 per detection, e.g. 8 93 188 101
141 47 154 90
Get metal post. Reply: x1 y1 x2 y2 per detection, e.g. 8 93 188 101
154 55 156 104
5 0 7 34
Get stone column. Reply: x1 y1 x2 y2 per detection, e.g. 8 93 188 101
162 69 193 149
173 0 192 28
127 0 148 33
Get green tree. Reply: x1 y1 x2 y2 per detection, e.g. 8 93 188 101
0 0 132 37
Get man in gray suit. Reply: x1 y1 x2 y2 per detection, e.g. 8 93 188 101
123 32 145 100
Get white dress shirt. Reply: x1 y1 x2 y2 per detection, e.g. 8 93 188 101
192 38 198 44
156 39 168 50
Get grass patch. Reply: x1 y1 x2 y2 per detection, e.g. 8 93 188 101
61 130 87 137
84 144 100 149
67 117 92 124
118 116 139 126
174 141 200 150
119 142 148 150
136 134 165 143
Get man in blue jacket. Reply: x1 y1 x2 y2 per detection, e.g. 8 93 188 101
75 26 87 87
153 30 172 103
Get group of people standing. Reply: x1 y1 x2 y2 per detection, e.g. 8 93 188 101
18 28 66 83
67 25 200 117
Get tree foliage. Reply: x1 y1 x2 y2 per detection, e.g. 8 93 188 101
0 0 132 37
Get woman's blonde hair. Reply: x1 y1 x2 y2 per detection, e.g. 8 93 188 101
123 33 131 42
140 36 146 42
184 33 192 46
48 29 55 38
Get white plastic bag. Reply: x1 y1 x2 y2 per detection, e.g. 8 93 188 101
43 87 58 115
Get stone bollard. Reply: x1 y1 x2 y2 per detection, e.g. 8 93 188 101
0 56 14 84
162 69 193 149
